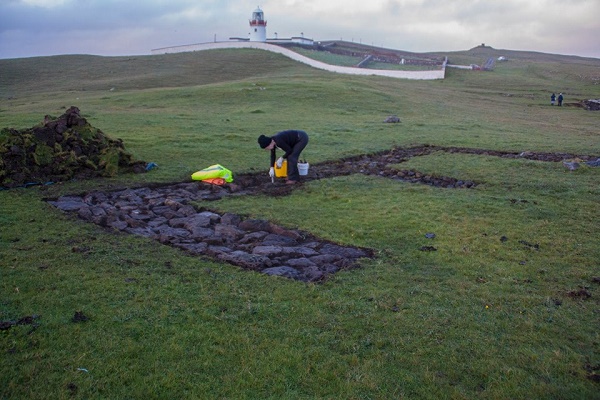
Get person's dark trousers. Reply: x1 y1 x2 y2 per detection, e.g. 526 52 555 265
287 131 309 181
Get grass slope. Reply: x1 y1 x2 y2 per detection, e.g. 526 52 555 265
1 47 599 399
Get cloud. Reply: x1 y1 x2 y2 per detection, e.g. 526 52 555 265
21 0 68 6
1 0 599 59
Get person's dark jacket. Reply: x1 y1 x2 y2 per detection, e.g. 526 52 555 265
270 130 306 166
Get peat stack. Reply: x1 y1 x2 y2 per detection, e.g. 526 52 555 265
0 106 146 188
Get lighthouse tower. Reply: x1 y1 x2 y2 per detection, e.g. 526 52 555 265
249 7 267 42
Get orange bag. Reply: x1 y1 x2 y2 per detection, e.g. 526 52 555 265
200 178 226 186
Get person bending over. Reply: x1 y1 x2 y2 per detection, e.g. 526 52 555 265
258 130 309 184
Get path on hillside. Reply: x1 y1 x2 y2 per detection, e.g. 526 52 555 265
151 41 446 80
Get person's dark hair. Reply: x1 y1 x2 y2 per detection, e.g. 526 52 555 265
258 135 271 149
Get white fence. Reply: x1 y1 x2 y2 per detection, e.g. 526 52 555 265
151 41 446 80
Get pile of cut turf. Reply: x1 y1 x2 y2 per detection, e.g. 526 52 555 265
0 106 146 188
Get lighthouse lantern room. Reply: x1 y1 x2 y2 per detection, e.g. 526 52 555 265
249 7 267 42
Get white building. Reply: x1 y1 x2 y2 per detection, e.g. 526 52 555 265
249 7 267 42
230 7 314 46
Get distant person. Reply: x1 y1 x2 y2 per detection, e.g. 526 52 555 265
551 93 556 106
558 93 564 106
258 130 309 185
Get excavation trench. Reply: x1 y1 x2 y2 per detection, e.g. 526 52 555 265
48 145 597 282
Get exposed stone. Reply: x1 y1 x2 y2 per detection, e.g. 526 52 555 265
239 219 271 232
77 207 93 220
303 266 325 281
179 205 197 217
190 227 215 240
321 264 340 274
156 226 191 242
150 205 173 216
253 245 284 257
184 214 214 230
207 245 234 255
320 244 369 259
204 235 225 245
214 224 245 242
261 234 298 246
287 258 317 268
309 254 343 264
221 213 242 226
281 246 320 257
262 266 301 279
164 198 183 209
49 198 87 211
109 220 128 231
198 211 221 223
269 224 304 240
168 217 189 228
239 231 269 244
124 216 146 229
218 251 272 270
147 217 168 228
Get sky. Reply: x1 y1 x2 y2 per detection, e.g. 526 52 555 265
1 0 599 60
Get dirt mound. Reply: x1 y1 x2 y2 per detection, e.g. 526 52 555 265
0 106 146 188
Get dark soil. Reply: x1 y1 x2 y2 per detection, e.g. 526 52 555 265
585 363 600 383
0 314 40 332
72 311 89 323
566 287 592 300
231 144 597 195
46 144 597 282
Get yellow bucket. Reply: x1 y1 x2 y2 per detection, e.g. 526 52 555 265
274 160 287 178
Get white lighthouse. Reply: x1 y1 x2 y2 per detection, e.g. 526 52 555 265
249 7 267 42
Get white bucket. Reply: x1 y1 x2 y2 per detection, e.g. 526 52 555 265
298 162 309 176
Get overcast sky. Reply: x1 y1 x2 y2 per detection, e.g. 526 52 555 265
1 0 599 60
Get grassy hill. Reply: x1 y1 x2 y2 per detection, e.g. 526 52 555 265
0 49 311 96
1 47 599 399
2 43 598 96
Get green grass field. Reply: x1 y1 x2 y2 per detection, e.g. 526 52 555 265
1 47 599 399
